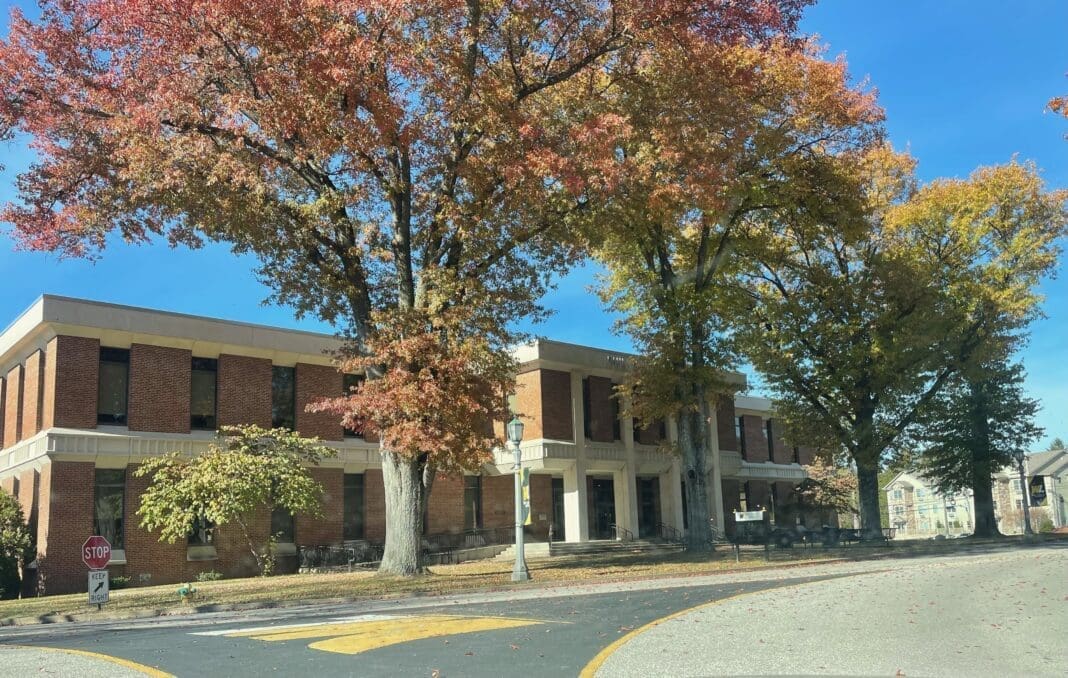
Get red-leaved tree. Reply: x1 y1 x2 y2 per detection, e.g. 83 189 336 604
0 0 808 574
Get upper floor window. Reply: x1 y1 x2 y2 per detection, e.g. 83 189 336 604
893 489 903 500
582 377 592 440
271 366 295 430
736 417 747 458
97 347 130 425
765 419 774 459
792 446 801 464
342 374 364 438
190 358 218 430
611 388 621 441
94 468 126 549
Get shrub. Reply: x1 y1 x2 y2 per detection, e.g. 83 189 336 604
196 570 225 582
110 575 132 590
0 491 32 600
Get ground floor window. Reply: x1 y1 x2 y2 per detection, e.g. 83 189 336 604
343 473 365 540
463 475 483 530
188 515 215 546
94 469 126 549
271 507 295 543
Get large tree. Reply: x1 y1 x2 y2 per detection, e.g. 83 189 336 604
916 358 1042 538
0 0 809 574
732 148 1066 539
586 38 879 548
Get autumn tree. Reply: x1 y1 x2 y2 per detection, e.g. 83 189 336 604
915 357 1042 538
732 147 1066 539
0 0 811 575
137 426 335 576
585 38 880 548
789 458 858 526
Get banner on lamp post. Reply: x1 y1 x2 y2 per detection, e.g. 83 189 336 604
521 468 532 525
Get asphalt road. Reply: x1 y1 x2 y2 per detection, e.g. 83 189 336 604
1 544 1065 677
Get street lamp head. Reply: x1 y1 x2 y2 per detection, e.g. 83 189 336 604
507 416 524 446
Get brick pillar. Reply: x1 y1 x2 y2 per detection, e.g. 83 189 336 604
43 335 100 430
0 377 5 447
586 376 615 443
514 369 575 442
529 473 552 539
216 354 272 428
742 415 768 462
3 365 23 448
481 474 514 530
722 478 741 536
769 419 791 464
124 464 190 586
797 446 815 466
296 467 344 545
21 350 44 438
426 474 464 535
36 461 95 595
295 363 343 441
716 399 737 451
364 468 386 543
17 468 39 535
128 344 191 433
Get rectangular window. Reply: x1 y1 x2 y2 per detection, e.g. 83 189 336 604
342 374 364 438
271 506 295 543
893 489 903 500
463 475 483 530
611 388 621 441
343 473 365 540
94 469 125 549
582 378 592 440
97 348 130 425
271 366 296 429
190 357 218 430
739 482 750 512
188 515 215 546
736 417 747 459
765 420 775 460
792 446 801 464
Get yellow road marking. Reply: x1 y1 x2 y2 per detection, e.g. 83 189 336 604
579 580 824 678
6 644 174 677
227 614 544 656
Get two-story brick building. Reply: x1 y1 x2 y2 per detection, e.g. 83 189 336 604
0 296 811 595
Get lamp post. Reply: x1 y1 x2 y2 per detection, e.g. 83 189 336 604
507 416 530 582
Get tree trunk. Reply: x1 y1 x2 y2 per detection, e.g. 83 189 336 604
378 450 431 576
855 459 882 540
967 382 1001 537
1017 459 1033 535
678 404 712 551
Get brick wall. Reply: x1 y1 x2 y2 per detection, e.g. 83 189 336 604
295 363 343 441
528 474 552 539
635 419 663 446
3 365 23 448
0 377 5 447
511 369 573 442
295 467 343 545
217 354 273 428
585 376 616 443
35 461 95 595
769 419 791 465
426 474 465 535
797 446 815 466
364 469 386 542
482 474 514 530
716 399 737 451
18 468 38 535
741 415 768 462
21 350 44 439
46 335 101 430
128 344 191 433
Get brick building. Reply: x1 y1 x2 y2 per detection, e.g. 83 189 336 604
0 296 811 595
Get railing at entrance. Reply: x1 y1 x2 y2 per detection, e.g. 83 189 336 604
610 524 634 542
655 522 684 544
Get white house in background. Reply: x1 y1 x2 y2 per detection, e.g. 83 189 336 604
883 448 1068 538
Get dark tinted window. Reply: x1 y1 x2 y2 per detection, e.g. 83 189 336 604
190 358 218 430
271 506 295 543
188 515 215 546
463 476 482 530
94 468 125 549
98 348 130 425
343 473 365 540
271 366 295 429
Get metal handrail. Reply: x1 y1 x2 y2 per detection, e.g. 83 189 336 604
655 522 683 543
610 523 634 542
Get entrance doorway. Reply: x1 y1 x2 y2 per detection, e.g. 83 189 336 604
637 476 661 538
551 477 566 541
589 477 616 540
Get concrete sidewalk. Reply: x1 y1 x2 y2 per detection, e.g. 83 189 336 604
0 644 168 677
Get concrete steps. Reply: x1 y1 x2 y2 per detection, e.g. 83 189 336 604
494 539 685 562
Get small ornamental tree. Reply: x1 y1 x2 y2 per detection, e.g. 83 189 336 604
136 426 336 576
0 490 32 599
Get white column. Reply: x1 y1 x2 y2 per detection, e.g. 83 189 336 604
708 403 726 533
564 370 589 542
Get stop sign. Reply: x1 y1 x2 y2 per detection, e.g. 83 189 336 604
82 535 112 570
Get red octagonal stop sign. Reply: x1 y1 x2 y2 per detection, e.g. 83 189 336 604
82 535 112 570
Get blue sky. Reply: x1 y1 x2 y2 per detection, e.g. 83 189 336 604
1 1 1066 446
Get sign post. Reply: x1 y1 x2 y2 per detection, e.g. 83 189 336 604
83 536 112 609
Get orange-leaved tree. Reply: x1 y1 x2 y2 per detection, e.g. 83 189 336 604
0 0 810 574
